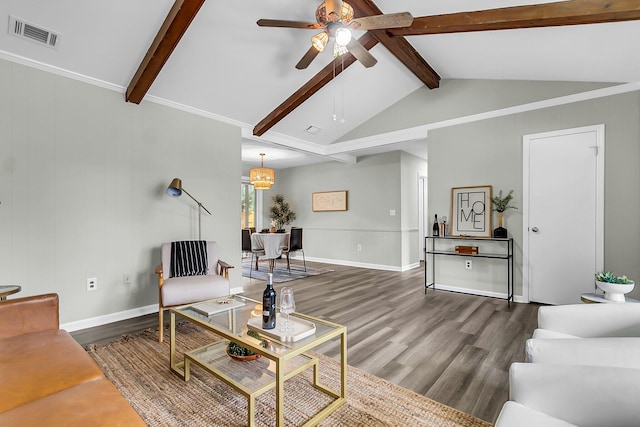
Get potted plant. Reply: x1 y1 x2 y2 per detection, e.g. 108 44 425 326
492 189 518 238
269 194 296 232
595 271 635 302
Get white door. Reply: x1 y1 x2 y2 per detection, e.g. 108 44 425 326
523 125 604 305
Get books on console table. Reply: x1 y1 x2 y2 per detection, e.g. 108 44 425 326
191 298 245 316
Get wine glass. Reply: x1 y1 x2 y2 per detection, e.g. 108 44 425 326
279 287 296 333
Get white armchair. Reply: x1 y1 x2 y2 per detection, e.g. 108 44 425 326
155 241 233 342
495 363 640 427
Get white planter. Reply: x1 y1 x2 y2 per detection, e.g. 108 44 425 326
596 280 635 302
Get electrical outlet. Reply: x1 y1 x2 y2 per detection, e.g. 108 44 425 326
357 244 362 252
87 277 97 291
389 209 396 216
123 272 132 284
465 260 472 270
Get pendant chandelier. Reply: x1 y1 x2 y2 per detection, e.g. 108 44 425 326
249 153 275 190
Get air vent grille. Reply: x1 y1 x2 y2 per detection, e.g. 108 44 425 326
8 15 60 49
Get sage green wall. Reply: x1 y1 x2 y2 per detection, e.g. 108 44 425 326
262 151 426 269
400 152 425 267
339 79 612 141
349 79 640 299
0 59 242 324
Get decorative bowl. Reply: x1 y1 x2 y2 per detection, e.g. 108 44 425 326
226 346 261 361
596 280 635 302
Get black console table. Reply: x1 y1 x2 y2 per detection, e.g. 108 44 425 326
424 236 514 306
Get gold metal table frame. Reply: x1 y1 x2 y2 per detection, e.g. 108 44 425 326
170 295 347 426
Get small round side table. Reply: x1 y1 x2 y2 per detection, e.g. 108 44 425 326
581 292 639 304
0 285 21 301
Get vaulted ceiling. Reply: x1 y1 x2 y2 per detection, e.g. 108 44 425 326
1 1 640 169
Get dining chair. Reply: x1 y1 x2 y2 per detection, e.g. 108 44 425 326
248 232 265 279
241 229 252 258
283 227 306 272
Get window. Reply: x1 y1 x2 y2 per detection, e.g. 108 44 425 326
241 182 256 229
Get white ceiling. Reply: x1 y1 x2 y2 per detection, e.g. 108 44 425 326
1 1 639 169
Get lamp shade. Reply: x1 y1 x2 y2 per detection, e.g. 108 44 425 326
166 178 183 196
312 32 329 52
249 154 275 190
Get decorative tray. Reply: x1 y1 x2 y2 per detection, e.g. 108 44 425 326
247 314 316 342
191 298 245 316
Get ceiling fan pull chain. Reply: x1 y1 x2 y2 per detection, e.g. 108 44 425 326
332 59 337 122
339 55 345 124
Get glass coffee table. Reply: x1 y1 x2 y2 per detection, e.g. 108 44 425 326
169 295 347 427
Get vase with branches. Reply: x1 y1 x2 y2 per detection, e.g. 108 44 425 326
269 194 296 231
492 189 518 237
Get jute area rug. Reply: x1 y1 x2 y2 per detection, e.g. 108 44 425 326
86 323 491 427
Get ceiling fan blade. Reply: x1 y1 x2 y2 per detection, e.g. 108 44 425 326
295 46 321 69
257 19 321 29
345 38 377 68
325 0 343 21
349 12 413 30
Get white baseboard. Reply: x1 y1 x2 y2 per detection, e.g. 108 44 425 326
295 255 421 272
430 283 525 303
61 304 158 332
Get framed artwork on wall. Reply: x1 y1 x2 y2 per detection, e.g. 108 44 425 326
312 190 348 212
450 185 492 237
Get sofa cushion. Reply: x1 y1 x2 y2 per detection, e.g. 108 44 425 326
531 328 579 339
495 401 577 427
0 379 146 427
161 273 230 307
525 337 640 368
0 329 104 412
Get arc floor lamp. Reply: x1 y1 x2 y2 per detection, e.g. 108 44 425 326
166 178 211 240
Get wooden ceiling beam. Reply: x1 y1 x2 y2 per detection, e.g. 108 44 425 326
252 33 378 137
126 0 205 104
348 0 440 89
389 0 640 36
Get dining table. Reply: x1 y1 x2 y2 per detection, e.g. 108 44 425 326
251 232 290 273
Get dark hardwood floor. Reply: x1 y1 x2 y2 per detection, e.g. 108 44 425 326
72 261 540 424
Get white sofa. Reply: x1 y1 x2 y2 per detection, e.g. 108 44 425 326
496 303 640 427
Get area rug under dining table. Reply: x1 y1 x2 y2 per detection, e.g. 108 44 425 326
86 322 492 427
241 259 333 283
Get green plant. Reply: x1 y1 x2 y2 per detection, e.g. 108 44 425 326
595 271 634 284
269 194 296 230
492 190 518 212
227 330 265 357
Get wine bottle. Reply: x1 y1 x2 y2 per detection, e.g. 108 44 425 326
262 273 276 329
432 214 439 237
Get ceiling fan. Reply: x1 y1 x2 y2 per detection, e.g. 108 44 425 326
257 0 413 69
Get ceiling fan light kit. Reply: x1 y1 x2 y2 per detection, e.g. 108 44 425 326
334 27 352 46
258 1 414 70
311 32 329 52
315 1 354 25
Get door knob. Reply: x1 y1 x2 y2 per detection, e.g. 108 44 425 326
531 227 539 232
